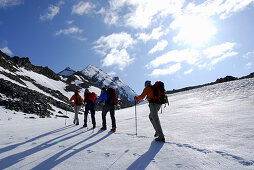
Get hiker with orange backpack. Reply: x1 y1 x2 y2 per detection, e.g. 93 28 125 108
95 87 118 132
69 90 84 125
83 88 97 128
134 80 165 142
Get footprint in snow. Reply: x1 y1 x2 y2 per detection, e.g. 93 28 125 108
104 153 110 157
176 164 183 168
87 150 94 154
133 153 141 157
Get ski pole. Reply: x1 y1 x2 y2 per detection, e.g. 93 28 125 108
65 107 67 126
135 101 137 136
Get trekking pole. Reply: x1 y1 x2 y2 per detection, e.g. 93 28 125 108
135 101 137 136
65 103 68 126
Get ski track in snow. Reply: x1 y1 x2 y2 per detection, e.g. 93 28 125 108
0 78 254 169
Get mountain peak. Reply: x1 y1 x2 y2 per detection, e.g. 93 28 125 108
58 67 76 76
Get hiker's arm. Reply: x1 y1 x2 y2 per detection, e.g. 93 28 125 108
95 91 104 103
135 87 148 102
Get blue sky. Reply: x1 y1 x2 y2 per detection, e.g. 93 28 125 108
1 0 254 94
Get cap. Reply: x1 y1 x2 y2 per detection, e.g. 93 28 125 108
145 80 151 86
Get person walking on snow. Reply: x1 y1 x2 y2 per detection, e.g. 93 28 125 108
95 87 117 132
134 80 165 142
83 88 97 128
69 90 83 125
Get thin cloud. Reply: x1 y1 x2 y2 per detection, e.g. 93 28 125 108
149 40 168 54
93 32 136 70
0 46 13 56
66 20 74 25
108 71 116 76
0 0 23 8
136 26 169 43
203 42 235 59
211 51 238 65
246 62 252 69
56 27 83 36
184 68 193 75
104 0 184 29
147 49 200 68
243 51 254 58
40 5 60 21
149 63 181 76
181 0 254 20
72 1 95 15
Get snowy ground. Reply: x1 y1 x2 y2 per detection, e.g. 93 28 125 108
1 78 254 170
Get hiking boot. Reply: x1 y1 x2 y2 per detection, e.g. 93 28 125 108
83 124 87 127
75 122 79 125
154 132 158 137
93 124 96 129
155 137 165 142
111 127 116 132
100 127 107 130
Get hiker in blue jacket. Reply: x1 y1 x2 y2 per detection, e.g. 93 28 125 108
95 87 117 132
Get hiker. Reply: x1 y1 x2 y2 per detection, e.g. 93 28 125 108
134 80 165 142
95 87 118 132
69 90 83 125
83 88 97 128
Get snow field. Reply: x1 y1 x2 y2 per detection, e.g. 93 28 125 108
0 78 254 169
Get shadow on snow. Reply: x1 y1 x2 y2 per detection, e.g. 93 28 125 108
127 141 164 170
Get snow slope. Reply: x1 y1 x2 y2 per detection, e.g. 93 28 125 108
0 78 254 170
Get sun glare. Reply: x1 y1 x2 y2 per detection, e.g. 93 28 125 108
173 15 217 47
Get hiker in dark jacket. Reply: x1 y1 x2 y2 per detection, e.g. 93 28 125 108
83 88 97 128
134 80 165 142
69 90 83 125
95 87 117 132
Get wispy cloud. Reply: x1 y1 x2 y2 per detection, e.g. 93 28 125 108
66 20 74 25
211 51 238 65
184 68 193 75
203 42 235 59
0 0 23 8
202 42 238 66
149 40 168 54
103 0 184 29
243 51 254 58
93 32 136 70
136 26 169 43
246 62 252 69
40 5 60 21
72 1 95 15
147 49 200 68
0 46 13 55
149 63 181 76
182 0 254 19
56 27 83 36
108 71 116 76
147 41 238 76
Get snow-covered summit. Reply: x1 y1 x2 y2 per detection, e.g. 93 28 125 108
58 67 76 76
81 65 137 102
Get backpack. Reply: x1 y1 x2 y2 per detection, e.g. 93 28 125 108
106 88 118 105
75 95 83 105
88 92 97 102
152 81 168 104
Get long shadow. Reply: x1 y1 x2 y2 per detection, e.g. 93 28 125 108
0 124 75 154
0 126 89 169
127 141 164 170
32 131 113 170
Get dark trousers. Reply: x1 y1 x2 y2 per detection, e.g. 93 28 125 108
84 103 96 126
102 104 116 128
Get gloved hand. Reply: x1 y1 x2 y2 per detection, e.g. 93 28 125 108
134 96 137 101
